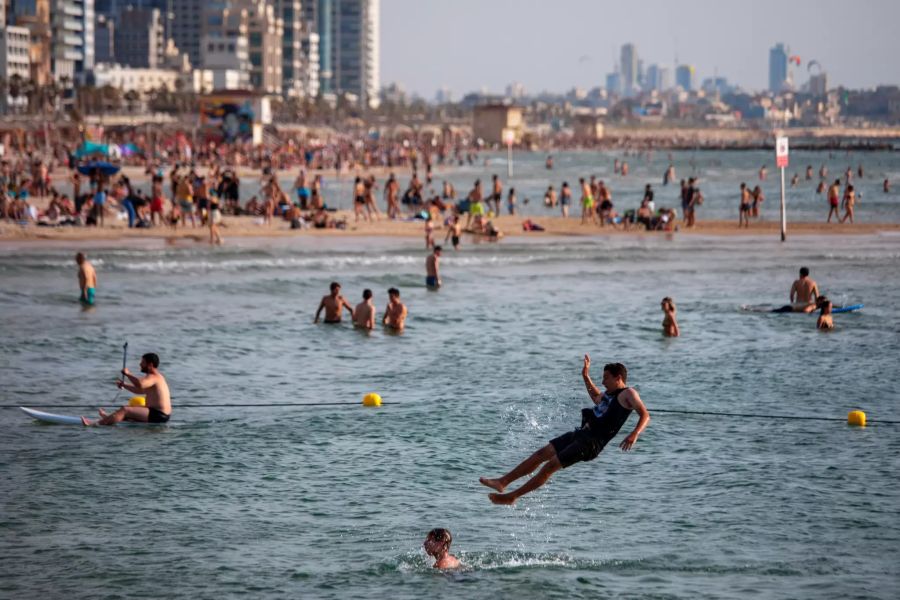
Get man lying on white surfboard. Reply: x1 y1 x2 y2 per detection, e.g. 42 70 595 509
82 353 172 426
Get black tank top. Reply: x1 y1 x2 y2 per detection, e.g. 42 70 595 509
581 387 633 442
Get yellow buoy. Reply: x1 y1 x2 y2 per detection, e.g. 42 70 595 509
129 396 146 407
362 393 382 407
847 410 866 427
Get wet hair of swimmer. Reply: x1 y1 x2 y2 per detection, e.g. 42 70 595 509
363 289 372 300
142 353 160 368
330 281 341 292
603 362 628 384
387 287 400 297
426 528 452 550
799 267 810 277
662 296 675 309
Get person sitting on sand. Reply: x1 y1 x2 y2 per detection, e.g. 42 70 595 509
382 287 408 331
423 528 460 570
315 282 355 324
816 296 834 330
479 356 649 505
82 353 171 426
661 297 679 337
354 289 376 330
789 267 820 313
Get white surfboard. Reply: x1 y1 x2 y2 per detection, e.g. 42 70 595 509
20 406 85 425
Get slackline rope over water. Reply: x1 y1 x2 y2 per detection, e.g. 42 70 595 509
2 403 899 424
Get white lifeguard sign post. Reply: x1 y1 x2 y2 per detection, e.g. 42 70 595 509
776 135 789 241
502 128 515 178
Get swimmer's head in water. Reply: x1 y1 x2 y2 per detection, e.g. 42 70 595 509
817 296 830 307
433 246 442 255
424 528 452 556
330 281 341 292
75 252 86 264
363 289 372 300
799 267 809 277
602 363 628 385
661 297 674 310
387 287 400 298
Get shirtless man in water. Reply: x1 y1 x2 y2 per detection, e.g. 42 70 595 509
315 282 355 323
354 289 376 330
479 356 649 505
76 252 97 305
382 287 408 331
789 267 820 313
82 353 171 425
426 246 442 289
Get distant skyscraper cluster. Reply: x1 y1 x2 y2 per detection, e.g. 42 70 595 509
1 0 381 107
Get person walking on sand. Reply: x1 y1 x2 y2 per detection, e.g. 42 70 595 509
82 353 171 425
382 287 408 331
354 289 376 330
840 184 856 224
479 356 649 505
826 179 841 223
426 246 442 289
445 214 461 250
661 297 679 337
579 178 594 224
75 252 97 305
385 173 400 218
739 183 752 228
491 174 503 216
315 282 355 323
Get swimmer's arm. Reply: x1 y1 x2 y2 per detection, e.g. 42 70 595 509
314 299 325 323
789 282 797 303
619 391 650 451
343 298 355 318
581 355 602 403
811 283 820 300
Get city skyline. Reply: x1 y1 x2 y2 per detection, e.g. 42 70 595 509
381 0 900 98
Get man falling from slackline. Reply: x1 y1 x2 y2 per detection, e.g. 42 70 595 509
480 355 650 505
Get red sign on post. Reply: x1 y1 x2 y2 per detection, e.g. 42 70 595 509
775 136 789 168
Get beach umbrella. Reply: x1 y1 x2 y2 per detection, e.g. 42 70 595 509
77 161 121 176
74 141 110 158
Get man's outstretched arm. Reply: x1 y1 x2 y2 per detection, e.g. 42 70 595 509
620 390 650 451
582 354 602 404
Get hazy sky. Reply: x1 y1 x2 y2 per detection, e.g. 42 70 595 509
381 0 900 97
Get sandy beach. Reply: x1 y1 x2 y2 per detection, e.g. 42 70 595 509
2 214 898 243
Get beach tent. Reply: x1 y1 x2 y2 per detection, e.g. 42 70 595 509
74 141 110 158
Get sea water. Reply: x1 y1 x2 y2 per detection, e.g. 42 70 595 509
1 232 899 599
283 148 900 223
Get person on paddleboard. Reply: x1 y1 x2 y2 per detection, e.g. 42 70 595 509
82 353 171 425
479 355 650 505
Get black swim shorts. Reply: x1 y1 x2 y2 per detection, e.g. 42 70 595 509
550 429 606 468
148 407 170 423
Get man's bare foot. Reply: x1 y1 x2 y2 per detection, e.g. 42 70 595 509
488 492 516 506
479 477 505 493
81 416 94 426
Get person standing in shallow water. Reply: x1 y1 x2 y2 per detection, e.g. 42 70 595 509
426 246 442 289
661 297 679 337
75 252 97 305
315 282 355 323
479 356 649 505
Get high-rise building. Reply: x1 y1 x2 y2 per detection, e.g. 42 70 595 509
769 43 788 93
201 1 251 89
94 13 114 63
10 0 53 86
675 64 695 91
170 0 203 68
311 0 379 107
45 0 94 81
809 72 828 97
606 72 621 96
273 0 307 97
115 6 164 68
620 43 637 95
236 0 282 94
644 63 659 92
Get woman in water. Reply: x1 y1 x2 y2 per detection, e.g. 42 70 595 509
423 528 460 570
816 296 834 330
661 297 680 337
